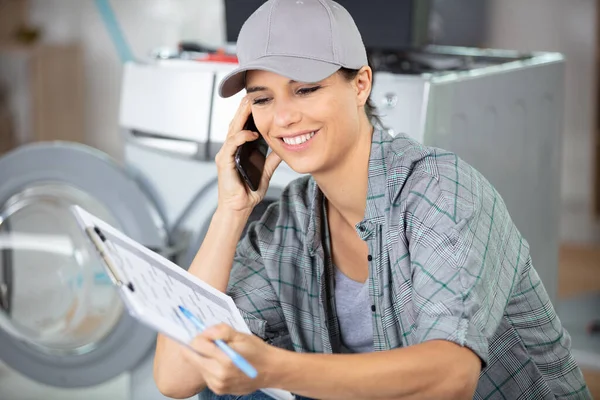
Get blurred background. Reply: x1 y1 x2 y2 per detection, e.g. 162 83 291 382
0 0 598 399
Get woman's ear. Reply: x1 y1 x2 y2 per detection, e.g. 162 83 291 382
354 66 372 107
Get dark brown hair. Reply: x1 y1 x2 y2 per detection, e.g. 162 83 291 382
338 67 383 128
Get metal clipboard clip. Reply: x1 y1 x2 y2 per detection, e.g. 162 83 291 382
84 225 135 293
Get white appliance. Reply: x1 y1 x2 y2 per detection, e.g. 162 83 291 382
0 45 571 399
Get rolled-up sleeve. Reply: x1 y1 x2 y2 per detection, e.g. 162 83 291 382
405 170 523 368
226 208 290 348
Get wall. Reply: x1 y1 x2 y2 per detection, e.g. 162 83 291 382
27 0 227 163
485 0 596 209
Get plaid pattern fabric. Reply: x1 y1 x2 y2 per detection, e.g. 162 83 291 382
226 129 591 399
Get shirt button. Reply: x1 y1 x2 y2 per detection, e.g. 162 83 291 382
367 255 373 261
371 305 376 312
358 225 366 232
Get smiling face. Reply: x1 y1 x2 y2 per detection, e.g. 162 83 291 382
244 67 372 175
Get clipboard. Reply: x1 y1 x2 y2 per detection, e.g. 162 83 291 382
71 205 295 400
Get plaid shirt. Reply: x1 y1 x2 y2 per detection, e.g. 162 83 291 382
227 129 591 399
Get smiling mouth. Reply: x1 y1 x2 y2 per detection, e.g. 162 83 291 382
281 131 316 146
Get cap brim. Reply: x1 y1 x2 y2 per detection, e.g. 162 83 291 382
218 55 341 98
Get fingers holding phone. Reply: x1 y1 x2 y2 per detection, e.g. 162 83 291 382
235 114 282 195
215 97 280 213
233 114 269 191
216 96 252 163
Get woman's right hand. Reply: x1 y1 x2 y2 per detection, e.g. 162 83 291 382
214 97 282 214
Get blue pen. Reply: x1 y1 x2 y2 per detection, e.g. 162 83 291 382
177 305 258 379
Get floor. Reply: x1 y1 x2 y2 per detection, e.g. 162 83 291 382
558 240 600 396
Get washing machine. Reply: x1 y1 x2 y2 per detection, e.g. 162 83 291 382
0 141 173 400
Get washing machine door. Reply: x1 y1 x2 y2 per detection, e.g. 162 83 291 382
0 141 166 388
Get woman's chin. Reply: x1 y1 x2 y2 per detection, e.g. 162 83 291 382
282 157 321 176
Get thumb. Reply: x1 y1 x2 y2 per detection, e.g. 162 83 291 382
260 151 282 187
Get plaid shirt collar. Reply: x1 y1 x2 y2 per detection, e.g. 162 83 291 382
304 128 392 256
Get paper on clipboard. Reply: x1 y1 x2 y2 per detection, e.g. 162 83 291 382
70 205 295 400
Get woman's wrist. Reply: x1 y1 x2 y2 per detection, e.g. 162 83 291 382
213 206 253 229
187 205 253 291
262 346 294 389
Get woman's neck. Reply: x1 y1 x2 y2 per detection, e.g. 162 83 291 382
312 121 374 228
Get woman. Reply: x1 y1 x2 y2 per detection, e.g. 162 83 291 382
154 0 591 399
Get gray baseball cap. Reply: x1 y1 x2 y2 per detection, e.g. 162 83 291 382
218 0 368 98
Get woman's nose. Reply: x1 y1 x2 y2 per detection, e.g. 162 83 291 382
273 100 302 128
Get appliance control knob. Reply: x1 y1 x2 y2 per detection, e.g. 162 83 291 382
382 93 398 108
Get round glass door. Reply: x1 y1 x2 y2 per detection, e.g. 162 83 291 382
0 182 124 356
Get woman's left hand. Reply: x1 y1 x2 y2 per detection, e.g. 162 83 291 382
183 323 281 396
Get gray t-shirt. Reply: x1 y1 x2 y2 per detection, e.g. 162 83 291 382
334 267 373 353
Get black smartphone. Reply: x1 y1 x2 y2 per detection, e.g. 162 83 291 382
234 114 268 191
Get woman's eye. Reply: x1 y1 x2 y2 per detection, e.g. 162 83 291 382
253 98 270 105
297 86 321 95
